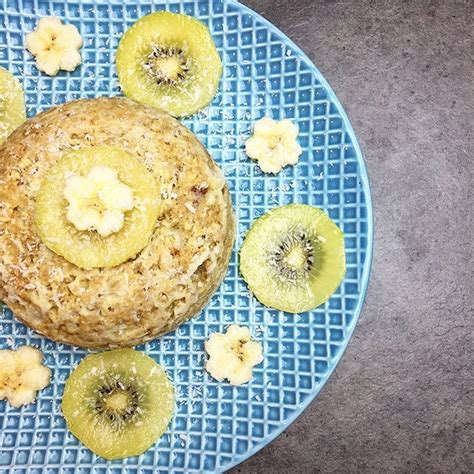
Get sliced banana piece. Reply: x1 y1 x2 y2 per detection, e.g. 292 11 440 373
245 117 303 174
25 17 83 76
64 165 135 237
0 346 51 408
205 325 263 385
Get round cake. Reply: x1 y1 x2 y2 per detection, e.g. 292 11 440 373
0 97 235 348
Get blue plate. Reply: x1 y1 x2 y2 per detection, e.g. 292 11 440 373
0 0 373 472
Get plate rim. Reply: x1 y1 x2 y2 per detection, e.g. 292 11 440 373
221 0 374 471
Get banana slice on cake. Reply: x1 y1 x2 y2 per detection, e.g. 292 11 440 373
64 165 135 237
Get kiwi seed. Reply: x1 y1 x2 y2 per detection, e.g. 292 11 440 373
143 46 189 85
91 377 142 427
271 226 315 282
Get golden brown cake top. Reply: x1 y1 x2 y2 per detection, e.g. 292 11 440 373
0 97 234 348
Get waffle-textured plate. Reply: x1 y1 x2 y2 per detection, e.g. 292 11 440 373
0 0 373 472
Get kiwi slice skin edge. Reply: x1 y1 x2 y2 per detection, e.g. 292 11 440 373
116 11 222 117
240 204 346 314
62 349 175 460
0 67 26 145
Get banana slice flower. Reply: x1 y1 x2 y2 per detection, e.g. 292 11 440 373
0 346 51 407
64 165 135 237
26 17 83 76
245 117 303 173
205 325 263 386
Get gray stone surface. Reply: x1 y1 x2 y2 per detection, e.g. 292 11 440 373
231 0 473 472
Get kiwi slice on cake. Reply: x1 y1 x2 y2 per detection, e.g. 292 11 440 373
116 11 222 117
0 67 26 145
35 146 161 269
62 349 174 460
240 204 346 313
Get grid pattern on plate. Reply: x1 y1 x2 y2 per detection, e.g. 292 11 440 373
0 0 371 472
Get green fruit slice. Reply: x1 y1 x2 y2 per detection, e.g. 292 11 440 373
240 204 346 313
35 146 160 269
116 11 222 117
0 67 26 144
62 349 175 460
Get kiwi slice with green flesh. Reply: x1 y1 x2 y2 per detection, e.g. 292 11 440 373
240 204 346 313
0 67 26 145
35 146 161 269
116 11 222 117
62 349 175 460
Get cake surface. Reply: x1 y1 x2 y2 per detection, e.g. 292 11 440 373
0 97 235 348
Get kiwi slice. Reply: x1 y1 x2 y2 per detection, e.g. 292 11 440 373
62 349 175 460
240 204 346 313
0 67 26 145
35 146 161 269
116 11 222 117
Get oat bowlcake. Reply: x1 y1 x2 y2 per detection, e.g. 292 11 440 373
0 97 235 348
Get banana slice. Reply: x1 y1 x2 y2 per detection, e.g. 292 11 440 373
205 325 263 385
25 17 83 76
245 117 303 174
0 346 51 408
64 165 135 237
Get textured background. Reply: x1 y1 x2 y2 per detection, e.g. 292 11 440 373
233 0 473 472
